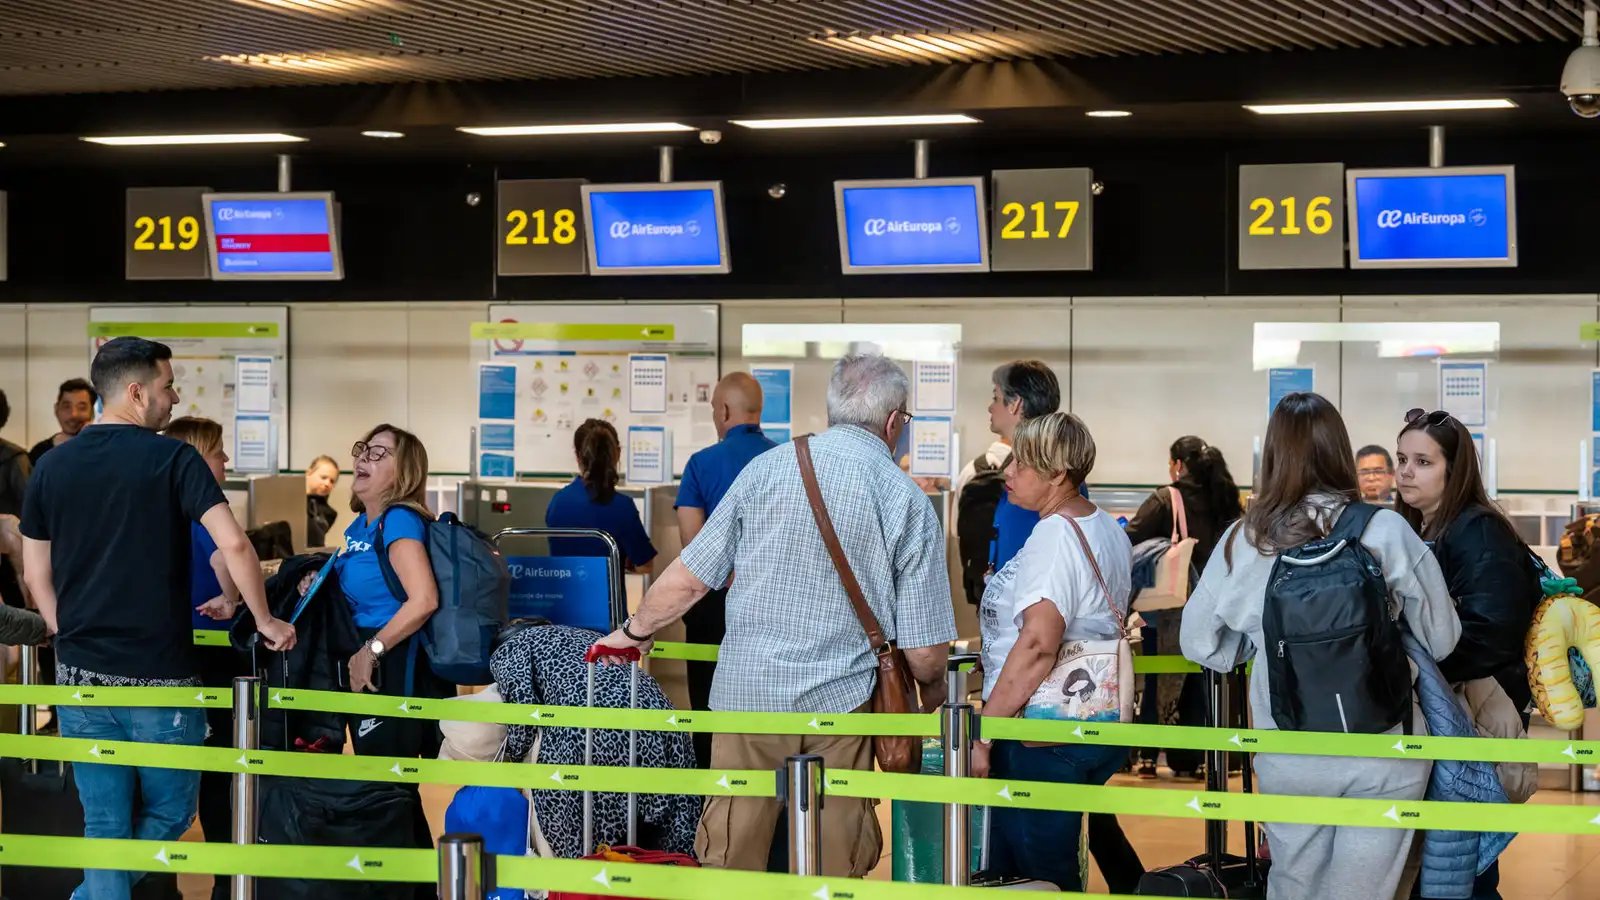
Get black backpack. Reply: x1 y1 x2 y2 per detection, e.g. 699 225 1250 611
957 451 1009 605
1262 502 1412 734
257 777 427 900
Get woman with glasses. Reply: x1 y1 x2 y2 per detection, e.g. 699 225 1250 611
333 424 451 759
1396 408 1539 900
1181 393 1459 900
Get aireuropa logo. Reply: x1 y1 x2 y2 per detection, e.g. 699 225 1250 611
1375 208 1481 229
863 217 952 237
217 207 276 222
607 219 690 240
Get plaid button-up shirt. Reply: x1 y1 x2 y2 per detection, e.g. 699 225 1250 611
680 424 956 713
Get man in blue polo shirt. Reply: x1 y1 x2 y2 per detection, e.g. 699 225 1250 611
675 372 776 766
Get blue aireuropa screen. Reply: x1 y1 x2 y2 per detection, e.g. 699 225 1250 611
586 187 725 270
208 196 337 275
1352 172 1512 264
841 183 985 269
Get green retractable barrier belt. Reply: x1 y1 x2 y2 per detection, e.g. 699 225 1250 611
268 687 940 737
4 732 1600 835
0 684 232 708
0 833 434 882
824 770 1600 836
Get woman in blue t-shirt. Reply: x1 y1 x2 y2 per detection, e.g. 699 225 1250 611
545 419 657 573
334 423 451 759
163 417 244 881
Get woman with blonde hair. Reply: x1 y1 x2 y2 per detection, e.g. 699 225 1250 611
330 424 448 758
973 410 1133 890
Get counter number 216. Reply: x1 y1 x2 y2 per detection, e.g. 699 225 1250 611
1247 195 1333 236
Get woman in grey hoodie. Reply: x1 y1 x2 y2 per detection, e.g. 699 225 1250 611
1180 393 1460 900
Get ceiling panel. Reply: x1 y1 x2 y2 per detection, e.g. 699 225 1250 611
0 0 1585 96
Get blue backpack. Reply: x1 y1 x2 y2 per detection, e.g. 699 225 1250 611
376 509 510 685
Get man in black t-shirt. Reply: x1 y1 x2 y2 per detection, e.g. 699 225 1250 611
20 337 296 900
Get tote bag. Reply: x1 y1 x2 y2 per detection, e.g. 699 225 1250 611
1132 487 1199 612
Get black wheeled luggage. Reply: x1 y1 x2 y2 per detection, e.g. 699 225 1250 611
1138 668 1265 898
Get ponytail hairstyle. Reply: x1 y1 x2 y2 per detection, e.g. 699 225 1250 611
1171 435 1243 533
575 419 621 503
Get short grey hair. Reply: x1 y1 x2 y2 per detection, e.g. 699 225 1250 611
826 354 910 430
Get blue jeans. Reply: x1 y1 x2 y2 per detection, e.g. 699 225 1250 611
988 740 1127 890
57 704 207 900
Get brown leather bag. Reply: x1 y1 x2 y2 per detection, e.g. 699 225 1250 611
794 435 921 775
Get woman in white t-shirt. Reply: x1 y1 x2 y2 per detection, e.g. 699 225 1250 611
974 411 1133 890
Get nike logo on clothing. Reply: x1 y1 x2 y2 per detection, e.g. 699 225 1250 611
358 717 380 738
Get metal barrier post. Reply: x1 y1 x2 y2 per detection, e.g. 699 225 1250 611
232 675 261 900
438 833 486 900
943 653 980 887
782 754 825 876
18 644 36 772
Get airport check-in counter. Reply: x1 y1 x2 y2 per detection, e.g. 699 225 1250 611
221 474 308 553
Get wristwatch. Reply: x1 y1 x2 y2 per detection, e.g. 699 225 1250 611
621 616 652 643
366 638 387 659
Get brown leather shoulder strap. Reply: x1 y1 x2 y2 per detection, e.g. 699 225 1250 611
794 435 887 650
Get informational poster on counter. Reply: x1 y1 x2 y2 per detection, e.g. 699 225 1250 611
89 307 290 469
910 416 954 478
478 304 719 476
626 425 671 484
912 360 957 415
1267 367 1314 416
751 364 793 441
1439 360 1488 428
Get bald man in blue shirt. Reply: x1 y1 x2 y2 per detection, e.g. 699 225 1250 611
675 372 776 766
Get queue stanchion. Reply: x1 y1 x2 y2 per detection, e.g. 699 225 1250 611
19 643 36 773
231 674 261 900
781 754 825 876
437 833 487 900
943 653 980 887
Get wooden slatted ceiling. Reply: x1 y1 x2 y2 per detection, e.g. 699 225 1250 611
0 0 1585 96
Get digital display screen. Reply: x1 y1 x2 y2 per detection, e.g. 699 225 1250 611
1347 167 1516 268
203 192 342 280
581 182 729 274
835 178 988 274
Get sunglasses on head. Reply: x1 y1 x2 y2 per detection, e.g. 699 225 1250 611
1404 408 1455 428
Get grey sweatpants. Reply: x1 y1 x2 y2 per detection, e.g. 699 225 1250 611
1254 708 1432 900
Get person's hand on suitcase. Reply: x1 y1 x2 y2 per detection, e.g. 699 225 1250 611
257 616 297 652
348 643 378 692
590 624 651 666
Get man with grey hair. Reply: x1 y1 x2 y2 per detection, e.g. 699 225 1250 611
594 354 956 876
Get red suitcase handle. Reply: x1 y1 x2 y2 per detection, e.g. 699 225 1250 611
584 644 642 665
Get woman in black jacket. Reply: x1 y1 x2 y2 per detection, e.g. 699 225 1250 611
1396 409 1538 900
1125 436 1243 778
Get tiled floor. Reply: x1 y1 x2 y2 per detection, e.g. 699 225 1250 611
169 771 1600 899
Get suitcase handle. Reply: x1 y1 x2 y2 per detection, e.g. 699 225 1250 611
584 644 642 665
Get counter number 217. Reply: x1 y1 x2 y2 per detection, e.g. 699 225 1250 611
999 200 1081 239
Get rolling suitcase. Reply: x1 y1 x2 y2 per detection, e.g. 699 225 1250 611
547 646 699 900
1138 668 1265 897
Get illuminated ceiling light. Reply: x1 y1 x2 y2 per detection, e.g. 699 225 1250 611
809 31 1031 63
361 130 405 139
80 133 307 146
456 122 695 136
1244 98 1517 115
730 114 979 130
229 0 398 16
1085 110 1132 118
204 52 404 74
